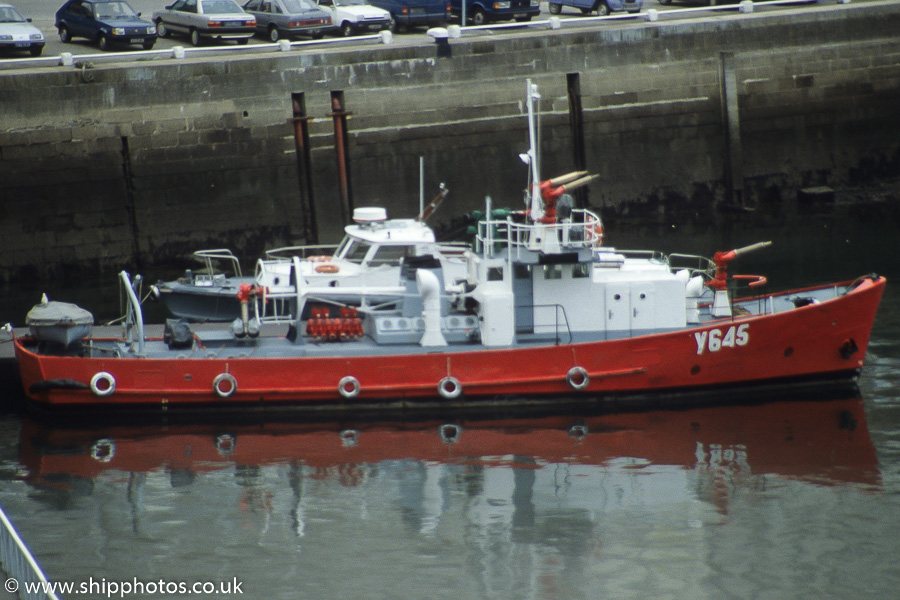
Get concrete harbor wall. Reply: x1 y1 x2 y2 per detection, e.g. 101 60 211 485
0 3 899 284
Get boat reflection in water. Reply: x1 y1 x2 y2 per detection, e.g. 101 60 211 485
20 393 881 514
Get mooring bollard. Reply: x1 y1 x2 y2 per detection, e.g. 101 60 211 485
60 52 74 67
739 0 753 13
279 39 291 52
646 9 658 22
172 46 185 59
548 16 561 29
379 30 393 45
427 27 451 58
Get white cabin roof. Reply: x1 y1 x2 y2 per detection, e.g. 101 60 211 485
345 219 437 245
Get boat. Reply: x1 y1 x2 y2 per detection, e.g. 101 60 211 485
24 295 94 349
151 188 466 322
12 80 886 414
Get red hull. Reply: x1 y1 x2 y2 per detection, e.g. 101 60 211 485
14 277 885 412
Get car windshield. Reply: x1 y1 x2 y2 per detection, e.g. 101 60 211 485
0 6 27 22
93 1 138 18
333 0 366 6
283 0 317 11
202 0 244 13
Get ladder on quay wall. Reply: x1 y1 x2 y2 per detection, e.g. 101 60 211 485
0 504 61 600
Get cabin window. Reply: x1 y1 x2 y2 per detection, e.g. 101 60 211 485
487 267 504 281
543 265 562 280
342 240 371 264
513 264 530 279
369 245 409 267
572 263 590 278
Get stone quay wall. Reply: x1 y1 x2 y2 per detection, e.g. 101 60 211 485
0 2 898 284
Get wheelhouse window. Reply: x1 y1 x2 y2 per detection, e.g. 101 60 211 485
340 240 372 264
368 245 410 267
542 265 562 280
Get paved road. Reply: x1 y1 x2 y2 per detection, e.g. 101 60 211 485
6 0 689 59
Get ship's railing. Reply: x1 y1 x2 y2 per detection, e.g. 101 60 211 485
188 249 243 281
476 209 603 259
526 304 573 346
0 503 61 600
668 253 716 279
119 271 145 354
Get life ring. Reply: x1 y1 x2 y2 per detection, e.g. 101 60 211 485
91 438 116 463
308 255 332 262
90 371 116 397
338 375 360 399
213 372 237 398
215 433 236 456
566 366 590 391
438 376 462 400
315 263 340 274
439 423 462 443
339 429 359 447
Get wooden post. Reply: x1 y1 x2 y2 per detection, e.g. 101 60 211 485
719 52 745 208
290 92 318 244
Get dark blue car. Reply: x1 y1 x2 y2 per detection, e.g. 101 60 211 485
55 0 158 50
449 0 540 26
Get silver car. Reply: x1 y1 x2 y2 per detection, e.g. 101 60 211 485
154 0 257 46
0 3 45 57
243 0 335 42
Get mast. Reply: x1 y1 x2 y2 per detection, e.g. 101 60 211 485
525 79 543 222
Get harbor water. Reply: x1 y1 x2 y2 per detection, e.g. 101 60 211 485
0 185 898 599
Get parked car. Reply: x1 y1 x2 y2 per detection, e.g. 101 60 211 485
0 3 45 57
242 0 334 41
449 0 540 26
55 0 157 51
368 0 449 32
548 0 642 15
154 0 257 46
315 0 391 37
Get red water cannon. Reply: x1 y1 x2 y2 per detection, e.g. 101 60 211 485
535 171 598 224
707 241 772 290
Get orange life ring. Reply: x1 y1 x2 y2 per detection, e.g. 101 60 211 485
315 263 340 274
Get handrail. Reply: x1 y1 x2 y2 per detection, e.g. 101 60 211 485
119 271 144 354
0 502 61 600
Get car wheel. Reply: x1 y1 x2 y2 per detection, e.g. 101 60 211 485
98 33 109 51
268 25 279 42
30 46 43 57
548 3 561 14
156 20 169 37
143 40 155 50
472 8 486 26
341 22 354 37
595 1 610 16
58 25 71 43
190 28 202 46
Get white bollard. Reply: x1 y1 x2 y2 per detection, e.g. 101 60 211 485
379 30 393 45
548 16 561 30
60 52 74 67
646 9 658 22
172 45 185 59
447 24 461 39
739 0 753 13
278 39 291 52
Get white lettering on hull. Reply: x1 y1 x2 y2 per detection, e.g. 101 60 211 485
695 323 750 355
